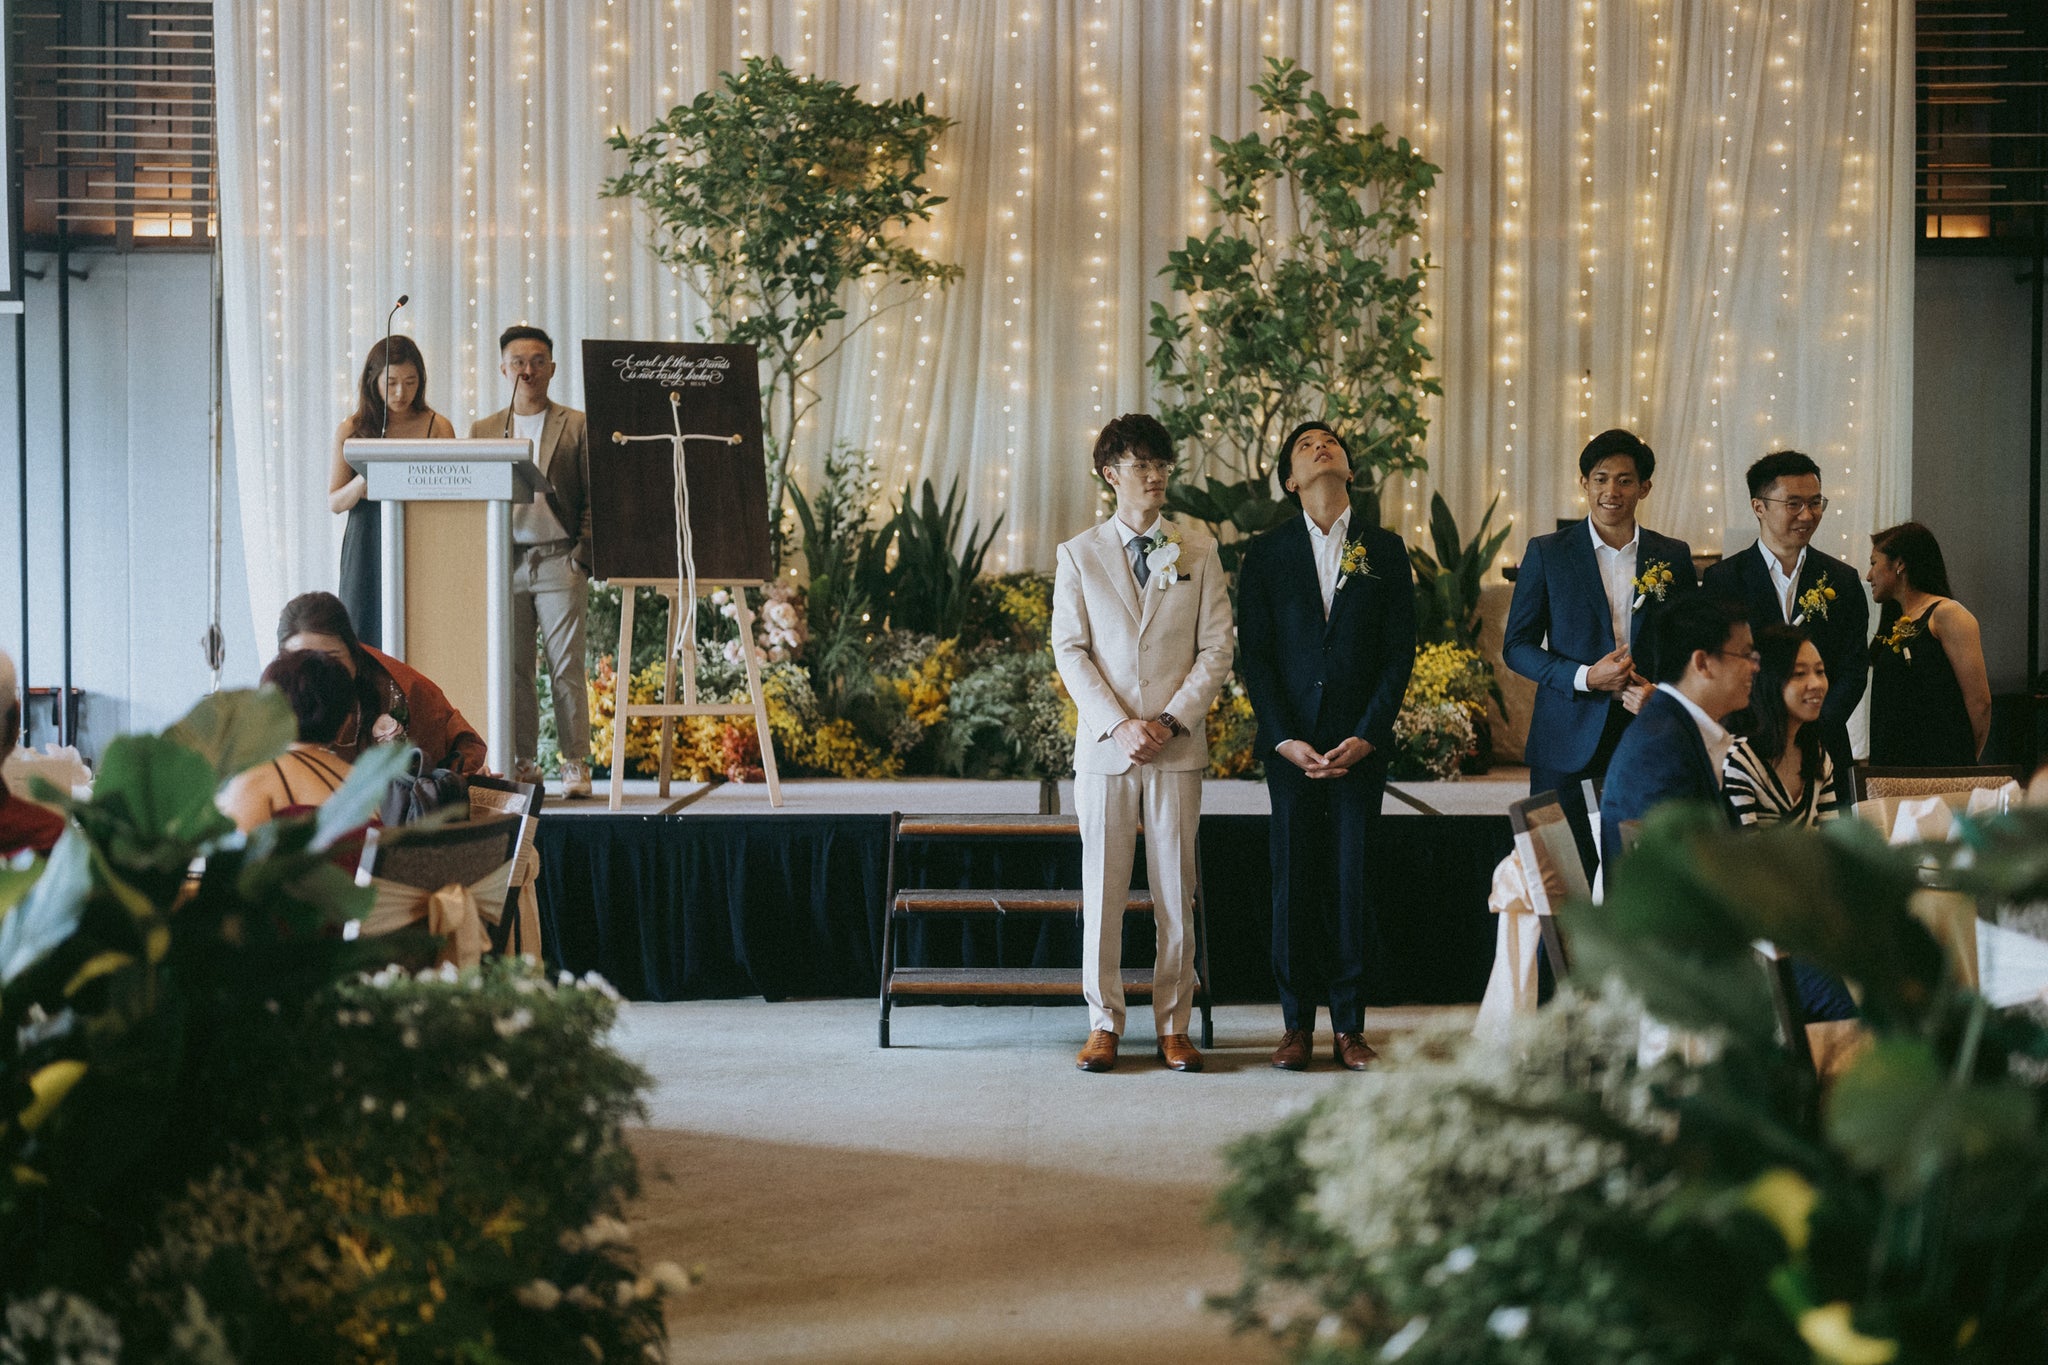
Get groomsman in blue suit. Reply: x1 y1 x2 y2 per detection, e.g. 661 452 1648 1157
1701 450 1868 788
1237 422 1416 1071
1504 429 1697 873
1600 594 1756 859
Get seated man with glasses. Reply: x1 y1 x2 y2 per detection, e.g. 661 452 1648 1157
1702 450 1868 781
1600 595 1758 862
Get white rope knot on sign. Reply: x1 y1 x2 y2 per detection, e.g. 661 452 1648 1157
611 390 743 653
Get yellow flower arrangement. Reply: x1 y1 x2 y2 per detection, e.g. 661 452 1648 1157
1795 572 1838 624
1204 677 1259 778
993 575 1054 647
1630 560 1676 609
1405 641 1492 722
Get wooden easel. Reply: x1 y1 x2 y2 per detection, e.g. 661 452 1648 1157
605 577 784 810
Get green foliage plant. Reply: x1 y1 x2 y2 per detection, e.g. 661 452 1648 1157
1410 491 1511 650
1149 58 1440 554
865 477 1002 639
0 690 679 1359
1212 801 2048 1363
604 56 965 538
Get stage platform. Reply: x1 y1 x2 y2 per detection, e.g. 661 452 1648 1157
557 767 1534 818
534 771 1523 1010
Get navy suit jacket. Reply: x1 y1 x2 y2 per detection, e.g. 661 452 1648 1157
1236 516 1417 756
1503 521 1697 774
1701 542 1869 735
1599 687 1729 859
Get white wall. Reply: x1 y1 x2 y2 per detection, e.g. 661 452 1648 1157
1912 255 2048 696
0 251 260 757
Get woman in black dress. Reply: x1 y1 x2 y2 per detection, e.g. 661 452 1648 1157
328 336 455 647
1866 521 1990 765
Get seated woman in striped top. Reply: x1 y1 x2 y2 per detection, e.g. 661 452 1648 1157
1723 622 1854 1022
1723 623 1847 828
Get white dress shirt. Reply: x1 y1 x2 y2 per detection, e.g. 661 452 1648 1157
1113 513 1162 586
1655 682 1734 789
1304 506 1352 619
1763 544 1807 623
1572 518 1639 694
510 408 571 545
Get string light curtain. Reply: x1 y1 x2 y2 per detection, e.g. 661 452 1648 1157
213 0 1913 649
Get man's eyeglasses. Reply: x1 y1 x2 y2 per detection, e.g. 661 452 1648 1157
1112 459 1174 477
1757 495 1828 515
1714 648 1763 666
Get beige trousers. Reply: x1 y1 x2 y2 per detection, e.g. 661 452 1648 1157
511 542 589 767
1074 764 1201 1037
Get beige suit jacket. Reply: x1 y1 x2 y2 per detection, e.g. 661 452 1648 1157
471 402 592 571
1052 518 1234 775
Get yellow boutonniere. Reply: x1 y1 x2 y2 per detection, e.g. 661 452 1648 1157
1795 573 1837 625
1336 537 1373 591
1882 613 1919 662
1630 560 1675 610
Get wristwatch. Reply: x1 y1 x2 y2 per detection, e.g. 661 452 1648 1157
1153 711 1185 737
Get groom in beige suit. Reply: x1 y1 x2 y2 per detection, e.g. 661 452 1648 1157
1052 414 1234 1073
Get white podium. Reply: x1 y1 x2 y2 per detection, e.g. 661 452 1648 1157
343 439 548 776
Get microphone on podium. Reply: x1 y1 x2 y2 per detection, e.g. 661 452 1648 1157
378 294 409 438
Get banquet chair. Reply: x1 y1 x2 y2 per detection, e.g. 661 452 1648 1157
354 814 524 963
1851 764 2026 804
467 775 545 959
1751 940 1819 1079
1505 792 1592 978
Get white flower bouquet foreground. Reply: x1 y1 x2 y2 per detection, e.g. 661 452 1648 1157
1209 806 2048 1364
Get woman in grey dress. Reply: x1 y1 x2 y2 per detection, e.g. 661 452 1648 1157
328 335 455 647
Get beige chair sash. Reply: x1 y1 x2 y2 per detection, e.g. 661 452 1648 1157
361 855 516 969
1475 852 1542 1039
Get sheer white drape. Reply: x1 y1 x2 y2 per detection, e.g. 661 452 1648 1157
215 0 1913 650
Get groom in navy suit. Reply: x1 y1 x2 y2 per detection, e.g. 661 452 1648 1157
1504 429 1696 874
1237 422 1416 1071
1701 450 1868 788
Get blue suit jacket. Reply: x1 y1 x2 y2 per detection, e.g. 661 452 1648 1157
1701 542 1869 735
1599 687 1729 858
1503 521 1697 773
1236 516 1417 755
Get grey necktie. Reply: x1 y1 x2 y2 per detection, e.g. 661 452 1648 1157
1129 533 1152 588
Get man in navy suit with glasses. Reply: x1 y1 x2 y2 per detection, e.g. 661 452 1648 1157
1504 428 1697 876
1236 421 1416 1072
1701 450 1868 789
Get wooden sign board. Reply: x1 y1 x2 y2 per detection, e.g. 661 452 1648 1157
582 340 772 583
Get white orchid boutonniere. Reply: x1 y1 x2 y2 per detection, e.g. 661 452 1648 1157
1793 573 1837 626
1882 613 1919 663
1145 523 1184 589
1336 537 1373 592
1630 561 1675 611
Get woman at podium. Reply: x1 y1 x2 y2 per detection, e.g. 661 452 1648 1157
277 592 489 778
328 336 456 648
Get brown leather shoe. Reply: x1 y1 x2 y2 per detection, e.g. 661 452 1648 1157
1333 1032 1377 1071
1157 1033 1204 1072
1270 1029 1313 1071
1076 1029 1119 1072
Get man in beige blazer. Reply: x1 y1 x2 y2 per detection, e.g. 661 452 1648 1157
470 325 594 798
1051 413 1234 1073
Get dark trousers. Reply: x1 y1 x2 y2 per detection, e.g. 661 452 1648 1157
1267 754 1385 1033
1528 700 1632 882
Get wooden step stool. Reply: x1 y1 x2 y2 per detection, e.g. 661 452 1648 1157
878 813 1214 1048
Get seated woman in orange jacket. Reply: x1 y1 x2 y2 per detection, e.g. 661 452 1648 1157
275 591 489 777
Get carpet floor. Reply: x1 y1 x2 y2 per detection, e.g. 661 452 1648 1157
614 998 1473 1364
